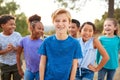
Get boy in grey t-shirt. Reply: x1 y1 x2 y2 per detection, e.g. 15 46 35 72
0 14 22 80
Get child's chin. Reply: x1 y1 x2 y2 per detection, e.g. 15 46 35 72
9 30 14 34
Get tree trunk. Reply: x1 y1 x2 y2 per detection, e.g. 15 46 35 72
108 0 114 18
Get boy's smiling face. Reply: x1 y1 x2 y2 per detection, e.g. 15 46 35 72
68 23 79 37
1 19 16 35
53 13 70 34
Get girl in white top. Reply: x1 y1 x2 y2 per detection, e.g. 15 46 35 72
76 22 109 80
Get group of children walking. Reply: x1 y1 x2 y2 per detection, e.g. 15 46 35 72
0 8 119 80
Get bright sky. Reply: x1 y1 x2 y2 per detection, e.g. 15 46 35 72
14 0 107 26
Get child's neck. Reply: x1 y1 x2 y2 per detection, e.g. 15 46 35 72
71 34 77 38
56 33 68 40
3 32 12 36
30 35 39 40
105 33 115 38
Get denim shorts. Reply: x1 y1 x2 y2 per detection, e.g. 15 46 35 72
24 69 39 80
75 68 94 80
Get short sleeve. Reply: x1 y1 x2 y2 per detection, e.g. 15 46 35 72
38 41 46 55
74 41 83 59
0 43 2 50
16 32 22 46
19 38 24 47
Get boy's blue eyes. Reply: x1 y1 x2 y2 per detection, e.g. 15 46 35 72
55 20 67 22
104 24 112 27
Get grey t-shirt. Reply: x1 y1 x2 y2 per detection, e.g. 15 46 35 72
0 32 22 65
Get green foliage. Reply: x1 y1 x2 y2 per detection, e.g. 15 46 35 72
15 13 29 36
0 0 28 36
94 19 104 33
114 8 120 24
0 1 19 15
94 8 120 33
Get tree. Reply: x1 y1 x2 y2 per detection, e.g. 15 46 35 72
108 0 114 18
0 0 28 36
15 13 29 36
54 0 120 18
0 0 19 15
95 8 120 33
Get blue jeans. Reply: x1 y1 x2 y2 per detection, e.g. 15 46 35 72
24 69 39 80
75 68 94 80
98 68 116 80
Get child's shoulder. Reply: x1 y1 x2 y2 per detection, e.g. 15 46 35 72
98 35 105 38
42 35 55 42
45 35 54 39
68 36 80 43
115 35 120 39
0 32 2 35
13 31 22 36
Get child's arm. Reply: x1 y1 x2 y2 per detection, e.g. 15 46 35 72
16 46 24 77
88 38 109 72
70 59 78 80
39 55 46 80
96 50 101 64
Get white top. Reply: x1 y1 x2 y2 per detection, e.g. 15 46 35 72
77 37 97 69
0 32 22 65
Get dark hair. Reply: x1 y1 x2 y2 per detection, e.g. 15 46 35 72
0 14 15 28
80 22 96 32
28 14 41 28
71 19 80 28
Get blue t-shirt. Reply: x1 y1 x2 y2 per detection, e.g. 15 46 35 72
38 35 82 80
97 35 120 69
19 36 43 72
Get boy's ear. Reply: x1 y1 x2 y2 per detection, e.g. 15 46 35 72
79 27 81 32
29 25 35 31
29 26 33 30
1 24 4 28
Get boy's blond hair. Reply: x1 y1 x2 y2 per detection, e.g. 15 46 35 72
51 8 71 23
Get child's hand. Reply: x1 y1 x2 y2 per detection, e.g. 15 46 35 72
6 43 15 52
88 64 98 72
18 68 24 78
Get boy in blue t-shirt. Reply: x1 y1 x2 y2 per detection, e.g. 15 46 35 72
38 8 83 80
